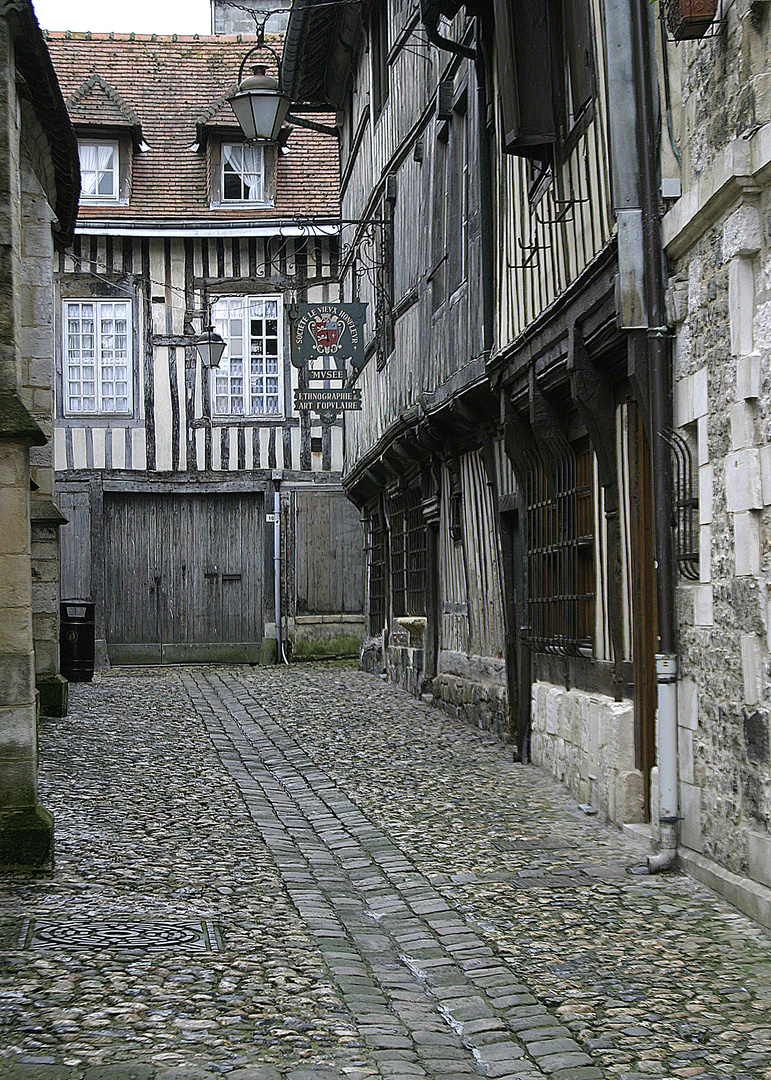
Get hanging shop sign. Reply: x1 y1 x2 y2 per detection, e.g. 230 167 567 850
290 303 368 371
294 388 362 412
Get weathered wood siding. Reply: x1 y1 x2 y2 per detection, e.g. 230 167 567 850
440 467 470 655
54 234 341 475
58 487 92 601
295 490 365 614
340 10 483 470
494 0 615 354
460 450 505 659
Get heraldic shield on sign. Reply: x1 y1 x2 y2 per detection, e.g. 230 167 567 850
290 303 367 371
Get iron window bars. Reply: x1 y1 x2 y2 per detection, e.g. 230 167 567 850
662 428 699 580
369 509 387 636
406 488 427 617
524 442 594 654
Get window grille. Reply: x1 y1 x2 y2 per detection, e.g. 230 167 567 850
389 492 407 617
369 510 387 636
524 442 594 654
406 488 427 616
663 428 699 580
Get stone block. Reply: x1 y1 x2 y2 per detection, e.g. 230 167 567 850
0 606 33 653
737 352 761 400
615 770 644 824
0 554 32 609
0 444 25 486
0 802 53 870
725 450 762 512
734 511 761 576
748 828 771 889
694 584 713 626
678 676 699 731
36 673 66 717
731 402 756 450
752 71 771 125
741 632 762 706
30 581 57 615
0 486 30 552
675 374 693 428
730 257 754 356
762 445 771 506
545 687 561 736
699 525 711 583
0 653 34 709
679 782 703 852
0 757 37 808
678 726 694 785
723 203 762 259
693 366 708 418
699 462 714 523
698 415 709 466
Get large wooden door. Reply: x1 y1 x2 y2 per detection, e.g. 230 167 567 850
104 491 264 663
295 491 364 613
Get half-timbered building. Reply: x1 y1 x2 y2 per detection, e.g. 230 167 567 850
46 29 365 666
283 0 673 832
283 0 510 735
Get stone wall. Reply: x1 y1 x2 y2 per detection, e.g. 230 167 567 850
663 15 771 884
529 682 644 826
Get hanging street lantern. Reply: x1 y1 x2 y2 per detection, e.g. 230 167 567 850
228 39 290 144
196 323 227 369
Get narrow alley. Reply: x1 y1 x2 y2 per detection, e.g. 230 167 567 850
1 664 769 1080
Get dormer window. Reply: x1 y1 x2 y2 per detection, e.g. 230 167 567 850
78 140 119 202
222 143 265 202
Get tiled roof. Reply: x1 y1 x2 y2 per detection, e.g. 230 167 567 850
45 32 340 223
67 73 142 133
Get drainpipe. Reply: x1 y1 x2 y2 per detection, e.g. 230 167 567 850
475 24 495 362
629 0 679 870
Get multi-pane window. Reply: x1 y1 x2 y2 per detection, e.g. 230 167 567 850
212 296 281 416
222 144 265 202
78 141 118 201
64 301 131 415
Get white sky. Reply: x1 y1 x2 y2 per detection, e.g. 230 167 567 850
32 0 212 34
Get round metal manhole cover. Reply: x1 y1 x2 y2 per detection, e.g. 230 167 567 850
22 919 219 952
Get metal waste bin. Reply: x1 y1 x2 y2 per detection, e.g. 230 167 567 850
60 601 95 683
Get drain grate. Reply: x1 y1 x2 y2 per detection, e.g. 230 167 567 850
17 918 221 952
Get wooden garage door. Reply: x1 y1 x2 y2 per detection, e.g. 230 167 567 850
104 491 264 664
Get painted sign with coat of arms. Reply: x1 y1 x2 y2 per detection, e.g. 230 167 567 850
290 303 367 371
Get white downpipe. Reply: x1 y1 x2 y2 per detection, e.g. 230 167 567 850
648 653 678 872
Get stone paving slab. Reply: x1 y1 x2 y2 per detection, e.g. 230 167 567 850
0 664 769 1080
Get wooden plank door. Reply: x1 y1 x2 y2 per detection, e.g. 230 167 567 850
295 491 364 614
57 487 92 601
104 491 264 664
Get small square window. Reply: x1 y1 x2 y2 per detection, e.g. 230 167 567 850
78 141 119 202
222 143 265 203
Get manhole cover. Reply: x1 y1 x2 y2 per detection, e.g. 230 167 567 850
18 918 221 952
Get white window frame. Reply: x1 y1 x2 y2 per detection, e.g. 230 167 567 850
63 300 133 416
78 140 120 203
211 295 283 418
221 143 266 203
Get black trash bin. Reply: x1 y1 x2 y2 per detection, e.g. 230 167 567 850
60 601 95 683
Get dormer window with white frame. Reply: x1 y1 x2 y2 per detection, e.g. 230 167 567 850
222 143 265 202
208 139 275 207
78 140 119 202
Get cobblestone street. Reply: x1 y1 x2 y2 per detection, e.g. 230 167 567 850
0 664 769 1080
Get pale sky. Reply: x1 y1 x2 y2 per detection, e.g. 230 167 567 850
32 0 212 34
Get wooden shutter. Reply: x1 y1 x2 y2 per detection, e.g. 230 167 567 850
494 0 557 157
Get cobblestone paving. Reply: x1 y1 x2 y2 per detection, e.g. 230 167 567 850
0 664 769 1080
